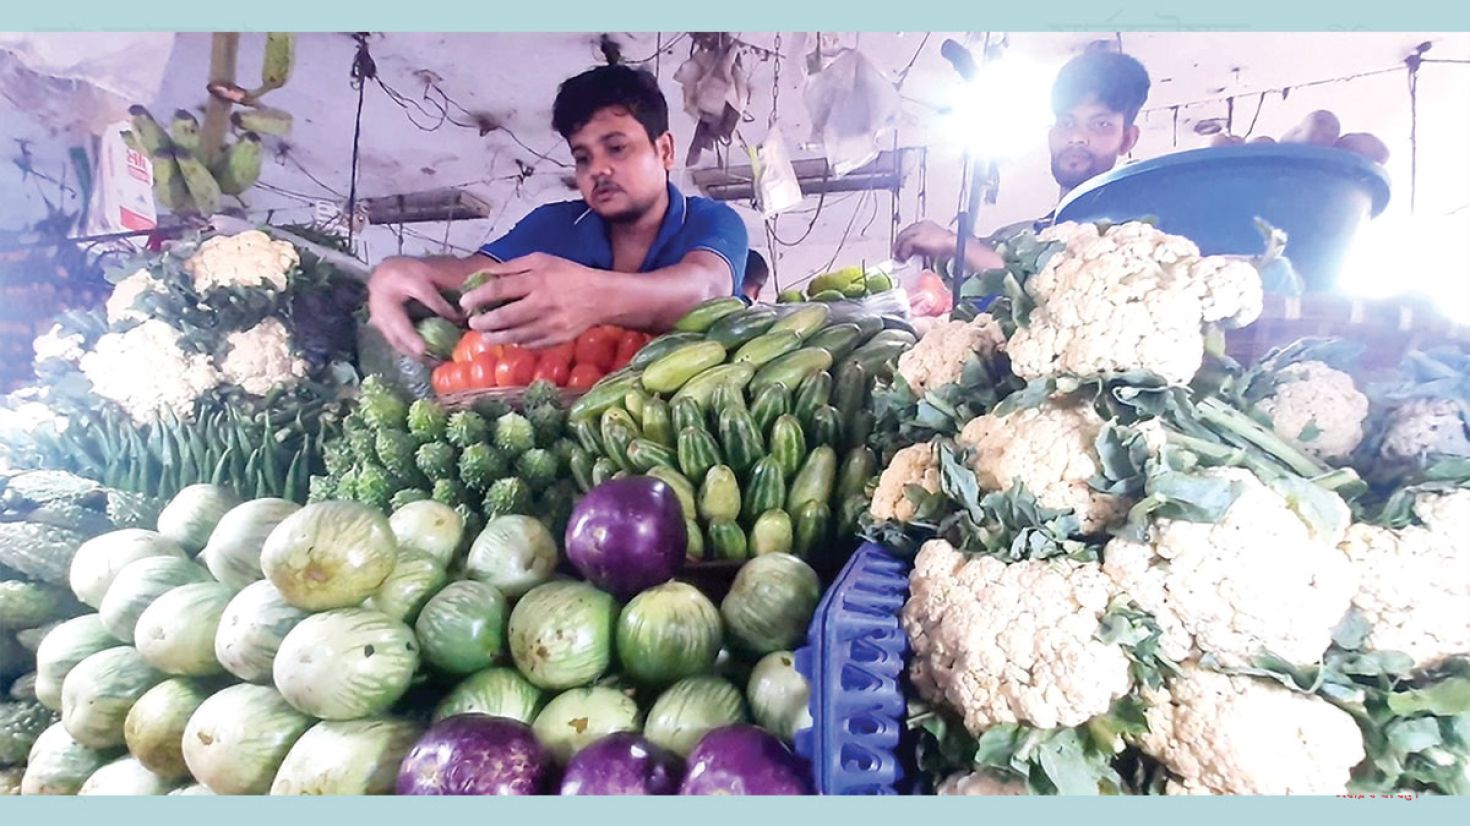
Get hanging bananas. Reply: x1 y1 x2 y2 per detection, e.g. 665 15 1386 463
213 132 264 196
256 32 295 95
120 33 297 216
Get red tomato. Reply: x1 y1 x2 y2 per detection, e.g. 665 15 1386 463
613 330 646 368
537 342 576 368
567 363 604 390
469 355 499 389
573 327 618 372
431 363 454 395
440 362 473 395
452 333 475 364
465 333 496 361
532 360 570 387
496 347 537 388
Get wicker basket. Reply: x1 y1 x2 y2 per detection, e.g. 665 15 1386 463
1225 293 1470 369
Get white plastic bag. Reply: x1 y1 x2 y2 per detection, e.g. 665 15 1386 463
0 33 176 137
801 47 901 177
752 126 804 219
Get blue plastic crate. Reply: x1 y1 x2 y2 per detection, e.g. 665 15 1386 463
792 542 913 795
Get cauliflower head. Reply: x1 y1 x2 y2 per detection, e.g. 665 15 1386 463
896 313 1005 396
1376 398 1470 465
1138 665 1365 795
185 230 300 292
958 394 1126 533
32 324 85 365
1338 489 1470 670
937 770 1030 796
105 269 166 325
1256 360 1369 463
217 318 310 397
1005 221 1263 384
79 320 222 422
869 441 942 523
903 539 1133 733
1101 467 1356 668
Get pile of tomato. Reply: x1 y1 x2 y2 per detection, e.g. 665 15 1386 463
430 324 652 395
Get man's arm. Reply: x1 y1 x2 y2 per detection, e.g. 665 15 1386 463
460 250 729 348
893 220 1004 273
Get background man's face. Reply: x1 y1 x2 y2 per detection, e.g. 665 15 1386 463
1048 95 1140 190
568 106 674 223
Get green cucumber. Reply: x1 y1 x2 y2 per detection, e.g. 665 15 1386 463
630 332 706 369
642 341 728 395
717 406 766 479
676 427 722 486
750 510 794 556
627 438 677 472
706 306 779 349
698 465 741 524
742 456 786 525
788 446 837 512
675 297 745 332
769 415 807 481
706 519 749 562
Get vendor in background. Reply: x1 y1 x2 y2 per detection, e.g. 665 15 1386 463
367 65 749 357
892 46 1392 280
892 49 1151 274
741 250 770 303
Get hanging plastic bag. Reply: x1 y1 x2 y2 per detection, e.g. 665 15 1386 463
751 126 804 219
801 47 901 177
0 33 176 138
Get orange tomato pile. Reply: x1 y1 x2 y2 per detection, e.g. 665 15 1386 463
431 325 652 396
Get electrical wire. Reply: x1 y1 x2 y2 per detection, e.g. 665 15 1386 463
893 32 933 91
346 33 376 248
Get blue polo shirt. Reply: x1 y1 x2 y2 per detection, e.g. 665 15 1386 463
477 182 748 293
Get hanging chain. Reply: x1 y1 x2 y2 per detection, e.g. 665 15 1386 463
768 32 782 134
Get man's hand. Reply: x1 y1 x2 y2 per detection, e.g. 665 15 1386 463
1211 109 1390 166
367 256 465 358
462 253 604 349
893 220 959 263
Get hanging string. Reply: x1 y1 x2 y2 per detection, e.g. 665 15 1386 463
767 32 782 134
345 33 377 249
1406 43 1429 214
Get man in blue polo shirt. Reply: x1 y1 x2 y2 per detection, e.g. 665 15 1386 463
367 65 749 356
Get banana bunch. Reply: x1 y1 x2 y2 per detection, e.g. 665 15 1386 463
121 33 295 217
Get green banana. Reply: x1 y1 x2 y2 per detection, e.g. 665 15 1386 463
213 133 264 196
258 33 296 93
169 110 202 157
128 105 172 154
150 149 194 214
232 107 293 137
172 148 223 215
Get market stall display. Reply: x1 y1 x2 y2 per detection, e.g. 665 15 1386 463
852 219 1470 796
3 229 364 501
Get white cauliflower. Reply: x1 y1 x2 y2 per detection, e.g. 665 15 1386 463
1101 467 1356 668
937 771 1030 796
78 320 221 422
896 313 1005 396
869 441 942 523
105 268 166 324
1376 398 1470 465
184 230 300 292
1338 489 1470 670
1256 360 1370 463
903 539 1133 733
957 395 1126 533
1006 221 1263 384
217 318 310 397
32 325 85 364
1138 665 1365 795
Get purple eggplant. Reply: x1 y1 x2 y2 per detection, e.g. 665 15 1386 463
564 477 687 600
395 713 554 795
559 732 683 795
678 725 813 796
